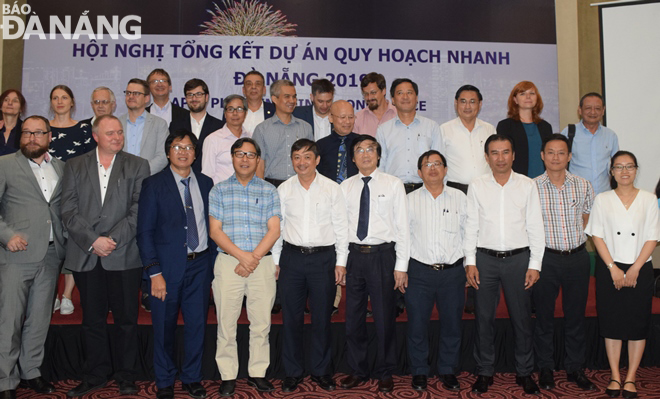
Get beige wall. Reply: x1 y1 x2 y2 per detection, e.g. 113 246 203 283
1 0 26 92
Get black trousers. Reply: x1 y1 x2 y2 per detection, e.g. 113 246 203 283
73 260 142 384
533 248 590 372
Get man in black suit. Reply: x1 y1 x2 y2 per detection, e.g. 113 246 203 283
146 68 189 126
169 78 224 174
316 100 359 183
241 70 275 133
293 78 334 141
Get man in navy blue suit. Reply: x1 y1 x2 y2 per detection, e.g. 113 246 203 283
241 71 275 133
137 130 215 399
293 78 334 141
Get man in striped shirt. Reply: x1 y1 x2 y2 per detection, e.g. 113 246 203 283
533 133 596 391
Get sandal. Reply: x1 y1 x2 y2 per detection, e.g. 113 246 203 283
622 381 637 399
606 379 621 398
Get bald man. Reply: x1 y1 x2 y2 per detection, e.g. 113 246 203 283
316 101 359 183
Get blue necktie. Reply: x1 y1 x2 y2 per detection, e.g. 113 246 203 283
356 176 371 240
181 177 199 252
336 136 347 183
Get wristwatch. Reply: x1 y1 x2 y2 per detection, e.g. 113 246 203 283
607 262 615 269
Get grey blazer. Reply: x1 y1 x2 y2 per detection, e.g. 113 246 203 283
0 152 66 263
119 112 169 175
60 150 150 272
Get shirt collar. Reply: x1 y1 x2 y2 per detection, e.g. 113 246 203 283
170 165 194 183
151 101 171 113
95 148 117 169
394 113 420 127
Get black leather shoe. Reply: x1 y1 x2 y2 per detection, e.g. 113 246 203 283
340 375 366 389
311 375 335 391
156 386 174 399
182 382 207 398
567 370 596 391
464 305 476 315
281 376 303 392
118 380 138 395
622 381 637 399
538 368 555 390
218 380 236 397
605 379 621 398
247 377 274 392
66 381 107 397
378 377 394 392
471 375 493 393
141 292 151 312
439 374 460 391
516 375 540 395
22 376 55 393
411 375 427 391
0 390 16 399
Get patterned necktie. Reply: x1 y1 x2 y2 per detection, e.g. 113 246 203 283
181 177 199 252
356 176 371 240
336 136 348 183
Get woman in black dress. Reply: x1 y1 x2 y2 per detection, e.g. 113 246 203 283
0 89 26 156
48 84 95 162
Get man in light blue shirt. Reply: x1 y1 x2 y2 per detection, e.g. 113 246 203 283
561 93 618 194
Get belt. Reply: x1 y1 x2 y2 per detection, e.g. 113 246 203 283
413 257 462 271
187 248 209 260
545 242 586 256
477 247 529 258
284 241 334 255
403 182 423 194
265 178 285 188
349 242 395 254
446 181 469 194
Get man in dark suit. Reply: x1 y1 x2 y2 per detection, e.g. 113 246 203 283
292 78 334 141
146 68 190 126
317 100 359 183
137 130 215 399
0 116 66 399
61 115 150 397
241 70 275 133
169 78 224 174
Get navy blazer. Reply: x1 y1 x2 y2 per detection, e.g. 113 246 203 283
496 117 553 176
263 101 276 119
292 105 314 132
169 113 225 174
137 168 216 285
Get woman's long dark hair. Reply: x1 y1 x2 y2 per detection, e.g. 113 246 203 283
609 150 638 190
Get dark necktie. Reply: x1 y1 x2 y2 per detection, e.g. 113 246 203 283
356 176 371 240
181 177 199 251
336 136 347 183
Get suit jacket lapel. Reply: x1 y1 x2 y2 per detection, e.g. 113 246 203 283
165 169 186 219
14 152 45 200
103 152 124 208
140 114 151 151
85 151 103 208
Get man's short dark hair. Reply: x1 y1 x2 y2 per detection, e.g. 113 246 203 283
184 78 209 95
541 133 571 152
290 138 319 157
579 92 604 107
127 78 150 96
245 70 265 83
455 85 483 101
360 72 386 91
484 134 515 154
390 78 419 98
417 150 447 170
311 79 335 96
23 115 51 133
165 129 199 155
231 137 261 157
147 68 171 84
351 134 381 167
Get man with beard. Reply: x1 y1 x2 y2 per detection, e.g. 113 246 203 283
241 70 275 134
146 68 189 126
170 78 224 174
293 79 335 141
353 73 397 137
0 116 66 399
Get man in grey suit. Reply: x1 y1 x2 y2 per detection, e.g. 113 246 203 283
0 116 66 399
120 78 169 175
61 115 150 397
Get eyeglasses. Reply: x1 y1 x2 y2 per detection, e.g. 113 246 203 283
612 164 637 172
233 151 257 159
124 91 145 97
226 107 246 114
423 161 445 169
92 100 113 105
171 145 195 152
185 92 206 99
354 146 376 155
362 90 380 98
149 79 169 84
332 114 355 121
21 130 48 138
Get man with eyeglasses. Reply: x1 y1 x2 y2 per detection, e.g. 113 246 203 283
353 72 397 137
202 94 251 184
317 100 359 183
119 78 170 175
137 130 215 399
81 87 116 127
146 68 190 126
292 78 335 141
209 137 281 397
339 135 409 393
241 70 275 134
405 150 467 393
170 78 224 174
0 116 65 398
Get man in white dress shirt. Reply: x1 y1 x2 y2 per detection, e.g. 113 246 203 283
272 139 348 393
465 134 545 395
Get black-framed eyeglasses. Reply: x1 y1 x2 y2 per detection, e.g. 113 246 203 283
21 130 48 138
185 92 206 99
124 91 145 97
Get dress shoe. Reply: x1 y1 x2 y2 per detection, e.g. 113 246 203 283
141 292 151 312
118 380 138 395
311 375 335 391
340 375 366 389
182 382 207 398
247 377 274 392
156 386 174 399
622 381 637 399
378 377 394 392
218 380 236 397
439 374 460 391
331 306 339 316
567 370 596 391
538 368 555 390
21 376 55 393
471 375 493 393
66 380 107 397
464 305 476 315
366 310 373 318
271 304 282 314
605 379 621 398
516 375 540 395
60 296 75 315
281 376 303 392
0 390 16 399
411 375 427 391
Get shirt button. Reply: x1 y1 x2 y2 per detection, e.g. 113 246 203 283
617 232 621 235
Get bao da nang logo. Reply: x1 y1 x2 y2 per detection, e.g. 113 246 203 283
2 3 141 40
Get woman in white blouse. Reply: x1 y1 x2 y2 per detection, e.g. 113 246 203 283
585 151 659 399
